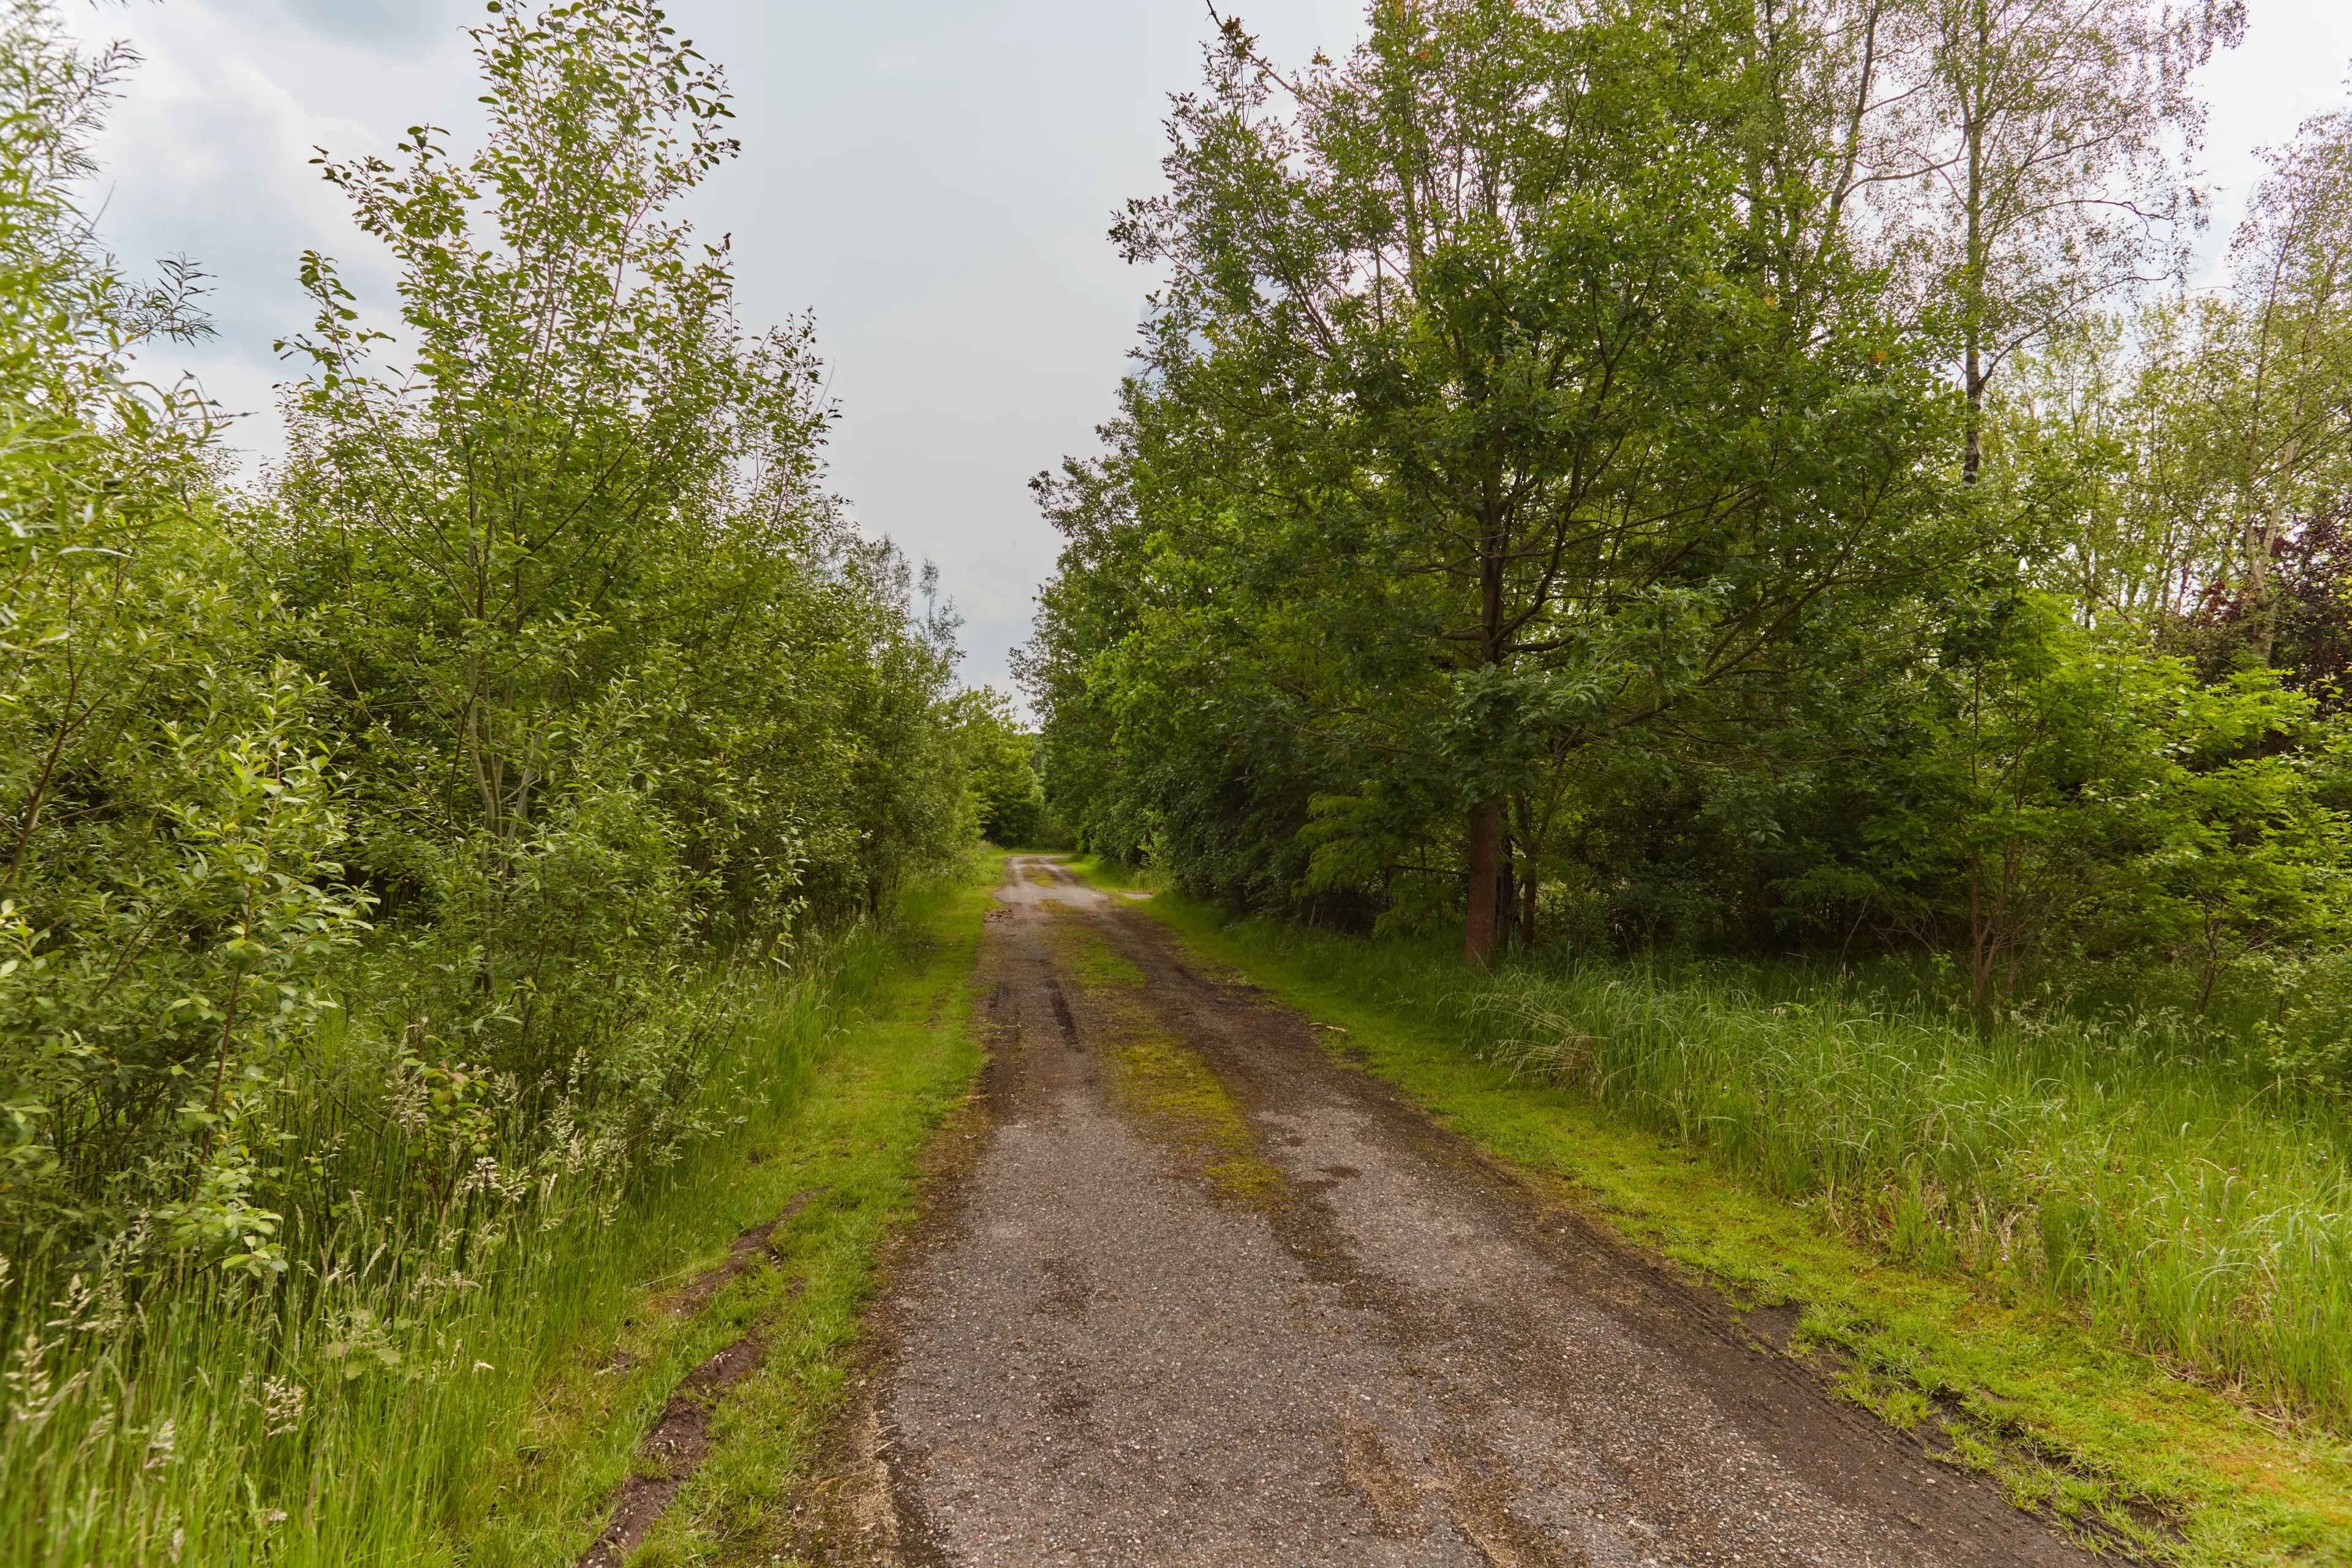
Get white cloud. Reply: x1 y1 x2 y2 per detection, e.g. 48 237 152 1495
76 1 481 456
90 22 377 428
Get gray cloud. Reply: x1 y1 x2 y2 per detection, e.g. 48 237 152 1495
83 1 480 433
195 0 468 53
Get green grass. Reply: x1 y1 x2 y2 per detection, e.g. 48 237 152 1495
0 859 997 1568
1477 963 2352 1419
1082 860 2352 1566
1060 919 1147 992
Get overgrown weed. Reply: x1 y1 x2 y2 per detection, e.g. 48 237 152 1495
0 875 972 1567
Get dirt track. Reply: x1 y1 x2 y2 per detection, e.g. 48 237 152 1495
832 857 2094 1566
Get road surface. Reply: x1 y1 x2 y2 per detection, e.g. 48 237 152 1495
826 857 2091 1567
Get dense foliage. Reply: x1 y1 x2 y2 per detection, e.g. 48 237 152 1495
1024 0 2352 1075
0 4 1031 1558
0 0 1004 1262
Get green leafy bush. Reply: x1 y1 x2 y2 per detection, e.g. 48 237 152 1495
0 6 991 1560
0 2 364 1252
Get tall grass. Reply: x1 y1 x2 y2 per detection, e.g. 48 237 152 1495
1219 921 2352 1431
0 903 937 1567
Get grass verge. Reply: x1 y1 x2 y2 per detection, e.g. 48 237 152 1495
461 858 997 1567
1076 858 2352 1567
0 858 995 1568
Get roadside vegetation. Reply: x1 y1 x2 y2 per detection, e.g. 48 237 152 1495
3 861 992 1567
469 862 992 1568
1104 867 2352 1564
1026 0 2352 1497
0 2 1023 1562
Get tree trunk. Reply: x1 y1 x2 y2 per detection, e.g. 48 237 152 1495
1498 824 1517 957
2249 439 2299 666
1961 14 1986 488
1465 481 1508 970
1463 801 1502 970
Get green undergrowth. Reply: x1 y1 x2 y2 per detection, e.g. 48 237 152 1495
477 858 995 1567
1075 858 2352 1566
0 859 995 1568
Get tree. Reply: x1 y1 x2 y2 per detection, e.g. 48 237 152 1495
1894 0 2241 483
1086 0 1950 965
268 0 970 1125
956 689 1046 846
2201 109 2352 659
0 1 362 1248
1833 593 2344 1005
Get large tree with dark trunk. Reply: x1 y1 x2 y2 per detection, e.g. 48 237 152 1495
1106 0 1952 964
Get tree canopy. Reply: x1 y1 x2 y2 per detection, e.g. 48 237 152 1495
1025 0 2352 1061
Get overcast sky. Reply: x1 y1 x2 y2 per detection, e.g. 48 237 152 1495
75 0 2352 699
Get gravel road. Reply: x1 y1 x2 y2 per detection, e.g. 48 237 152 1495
831 857 2094 1567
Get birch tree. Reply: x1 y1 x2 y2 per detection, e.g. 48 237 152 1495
1893 0 2240 482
